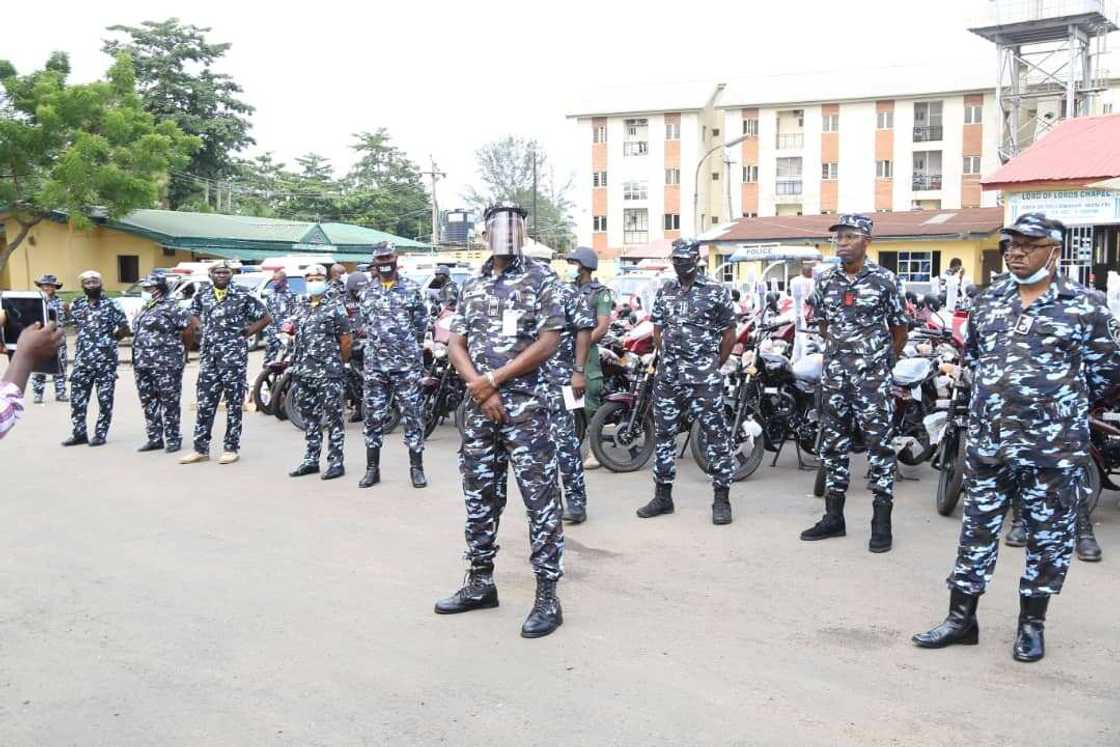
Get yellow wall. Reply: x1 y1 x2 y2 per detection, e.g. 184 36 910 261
1 218 192 292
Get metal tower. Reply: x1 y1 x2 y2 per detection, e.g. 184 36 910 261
970 0 1118 162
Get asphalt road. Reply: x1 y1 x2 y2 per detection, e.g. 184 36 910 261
2 352 1118 745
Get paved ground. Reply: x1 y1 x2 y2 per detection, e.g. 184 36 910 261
2 351 1118 745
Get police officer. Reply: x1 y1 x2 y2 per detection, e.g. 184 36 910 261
434 203 566 639
324 263 347 303
132 274 192 453
428 266 458 311
179 262 271 465
287 265 352 480
61 270 131 447
636 239 737 525
566 247 613 471
30 274 68 403
913 213 1120 662
357 242 429 489
342 271 370 423
801 214 909 552
263 270 295 365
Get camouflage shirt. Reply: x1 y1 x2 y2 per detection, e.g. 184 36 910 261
69 296 129 369
651 274 734 385
809 261 908 371
287 296 351 382
451 255 565 401
964 275 1120 468
544 281 596 387
132 297 191 370
324 278 346 304
264 287 295 334
190 285 267 370
359 276 427 373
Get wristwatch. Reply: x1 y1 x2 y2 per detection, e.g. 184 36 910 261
573 364 585 374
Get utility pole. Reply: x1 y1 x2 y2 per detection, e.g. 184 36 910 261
421 156 446 251
531 145 538 241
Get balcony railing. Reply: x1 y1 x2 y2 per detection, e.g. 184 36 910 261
623 141 649 156
912 174 943 191
776 133 804 149
913 125 943 142
775 178 803 197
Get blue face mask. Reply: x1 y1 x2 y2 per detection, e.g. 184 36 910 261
306 280 327 296
1009 248 1056 285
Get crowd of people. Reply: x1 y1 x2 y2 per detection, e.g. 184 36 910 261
1 204 1114 656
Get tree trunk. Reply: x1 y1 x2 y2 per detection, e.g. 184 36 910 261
0 216 44 276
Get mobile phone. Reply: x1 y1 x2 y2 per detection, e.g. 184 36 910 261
1 291 61 375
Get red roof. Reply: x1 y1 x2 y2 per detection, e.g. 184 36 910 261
982 114 1120 188
707 207 1004 244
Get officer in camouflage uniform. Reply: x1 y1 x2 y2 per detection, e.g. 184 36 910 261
132 274 192 453
567 247 613 470
263 270 295 365
180 262 271 465
801 214 909 552
286 265 352 480
636 239 737 525
324 264 347 303
30 274 68 403
61 270 130 447
434 203 566 639
358 242 429 489
914 213 1120 663
427 266 459 313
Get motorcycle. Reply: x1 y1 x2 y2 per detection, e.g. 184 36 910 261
689 345 767 481
933 363 970 516
421 340 465 437
252 325 293 415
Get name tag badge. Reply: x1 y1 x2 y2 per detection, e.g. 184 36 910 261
502 309 520 337
1013 315 1035 335
842 290 856 307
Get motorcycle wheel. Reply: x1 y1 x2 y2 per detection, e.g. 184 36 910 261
252 368 278 415
1085 462 1102 515
588 400 655 473
285 382 306 432
456 398 469 441
935 432 965 516
422 389 443 438
813 465 826 497
690 418 765 481
271 371 293 421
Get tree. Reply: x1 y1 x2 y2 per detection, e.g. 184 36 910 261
102 19 254 209
0 52 198 273
464 136 576 251
340 129 431 239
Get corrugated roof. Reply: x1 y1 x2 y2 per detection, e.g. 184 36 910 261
706 207 1004 244
567 81 722 118
981 114 1120 188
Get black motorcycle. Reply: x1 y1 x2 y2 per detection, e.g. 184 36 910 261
421 343 465 437
934 368 970 516
252 330 292 416
586 351 661 473
689 350 767 482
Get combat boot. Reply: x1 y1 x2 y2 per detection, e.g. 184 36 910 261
409 450 428 488
563 503 587 524
137 440 164 452
1075 499 1102 562
521 577 563 638
912 588 980 648
636 482 674 518
321 463 345 480
869 496 893 553
1013 595 1050 663
1005 502 1027 547
56 393 69 402
33 394 43 404
358 447 380 488
61 434 88 447
800 493 846 541
434 568 499 614
89 435 106 447
712 486 732 525
289 459 319 477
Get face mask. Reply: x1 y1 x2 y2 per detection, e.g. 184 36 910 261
377 262 395 276
1009 248 1057 286
673 260 698 280
307 280 327 296
84 286 102 299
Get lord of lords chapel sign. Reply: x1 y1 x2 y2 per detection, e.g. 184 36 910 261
1007 189 1120 226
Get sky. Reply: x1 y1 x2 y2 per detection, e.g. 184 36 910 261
3 0 999 219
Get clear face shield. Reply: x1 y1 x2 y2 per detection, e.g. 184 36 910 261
486 209 527 257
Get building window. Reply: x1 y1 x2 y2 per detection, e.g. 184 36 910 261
592 171 607 187
712 128 720 137
665 121 680 140
822 112 840 132
592 215 607 233
664 213 680 230
912 151 943 190
962 155 981 175
161 247 176 257
624 118 648 156
623 142 648 156
913 101 944 142
593 126 607 143
711 172 720 181
896 250 934 282
876 160 893 178
665 168 681 185
821 162 838 180
742 118 759 137
623 209 649 244
721 263 735 282
1105 103 1114 114
877 110 894 129
742 165 758 183
623 180 648 200
117 255 140 283
964 104 983 124
712 216 720 226
742 212 758 218
776 156 803 196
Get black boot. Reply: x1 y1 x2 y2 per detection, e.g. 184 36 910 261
358 447 380 488
321 463 345 480
1005 501 1027 547
409 450 428 489
1013 595 1050 663
801 493 846 541
563 503 587 524
61 434 88 447
636 482 674 518
521 577 563 638
869 496 893 553
89 435 106 447
289 459 319 477
1075 499 1102 562
434 568 499 614
137 440 164 452
712 486 732 525
912 588 981 648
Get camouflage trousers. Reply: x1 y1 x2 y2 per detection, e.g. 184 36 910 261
296 376 345 467
193 363 247 453
31 344 67 399
949 452 1083 597
263 332 284 365
819 366 895 500
653 376 732 489
459 397 564 580
550 398 587 511
363 368 424 452
69 363 117 440
135 366 184 447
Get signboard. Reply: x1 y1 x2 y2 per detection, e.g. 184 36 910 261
1007 189 1120 226
291 243 336 251
729 244 822 263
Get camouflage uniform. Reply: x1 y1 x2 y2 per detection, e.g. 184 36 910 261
359 276 428 451
949 275 1120 597
190 285 266 453
263 286 295 364
576 280 613 416
30 294 68 400
544 281 596 513
132 297 191 448
67 297 129 440
324 278 346 305
810 261 908 500
451 255 565 579
288 296 350 468
650 274 735 488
